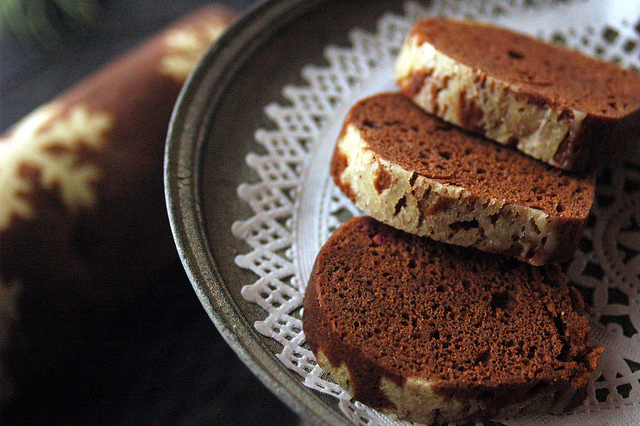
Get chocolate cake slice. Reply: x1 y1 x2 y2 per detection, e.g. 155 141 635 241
331 93 595 265
394 18 640 171
303 216 602 424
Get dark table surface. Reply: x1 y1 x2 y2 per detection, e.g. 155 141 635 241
0 1 301 424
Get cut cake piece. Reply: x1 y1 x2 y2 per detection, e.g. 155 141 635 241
303 216 602 424
330 93 595 265
395 17 640 171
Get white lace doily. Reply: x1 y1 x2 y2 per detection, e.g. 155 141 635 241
231 1 640 424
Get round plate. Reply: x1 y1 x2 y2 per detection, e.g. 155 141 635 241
166 0 640 424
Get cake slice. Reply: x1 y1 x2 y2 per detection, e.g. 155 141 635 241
395 17 640 171
303 216 602 424
331 93 595 265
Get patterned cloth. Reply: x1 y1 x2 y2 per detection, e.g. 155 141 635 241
0 2 298 424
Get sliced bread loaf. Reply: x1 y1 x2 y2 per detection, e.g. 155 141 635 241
394 18 640 171
331 93 595 265
303 216 602 424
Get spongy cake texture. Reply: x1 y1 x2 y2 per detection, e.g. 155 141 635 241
331 93 595 265
336 93 593 214
408 18 640 118
303 216 602 424
395 18 640 171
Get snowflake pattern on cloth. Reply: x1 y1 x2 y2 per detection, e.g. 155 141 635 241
160 21 229 82
0 103 112 230
233 1 640 424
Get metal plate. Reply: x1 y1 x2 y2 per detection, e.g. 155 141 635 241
166 0 640 424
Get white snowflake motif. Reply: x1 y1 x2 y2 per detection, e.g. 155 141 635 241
0 102 113 230
159 23 227 81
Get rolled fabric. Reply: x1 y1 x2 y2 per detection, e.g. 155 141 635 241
0 4 237 405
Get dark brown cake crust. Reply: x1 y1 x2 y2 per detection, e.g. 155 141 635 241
303 217 602 422
405 18 640 171
331 93 594 264
410 18 640 119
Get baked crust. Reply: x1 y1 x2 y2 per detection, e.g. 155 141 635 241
303 216 602 424
395 18 640 171
331 93 595 265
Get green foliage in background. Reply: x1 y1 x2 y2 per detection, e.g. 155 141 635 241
0 0 102 49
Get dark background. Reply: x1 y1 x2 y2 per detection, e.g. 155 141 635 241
0 1 301 424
